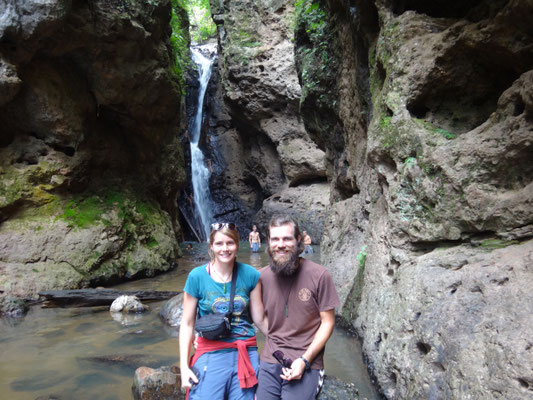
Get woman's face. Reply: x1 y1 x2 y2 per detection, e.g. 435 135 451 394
210 231 238 265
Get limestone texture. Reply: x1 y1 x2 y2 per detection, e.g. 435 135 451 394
253 182 330 242
0 0 187 299
289 0 533 398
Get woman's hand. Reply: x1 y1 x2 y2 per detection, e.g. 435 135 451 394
180 366 199 389
179 292 199 388
250 280 268 336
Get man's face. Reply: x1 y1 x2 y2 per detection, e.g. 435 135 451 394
268 224 300 275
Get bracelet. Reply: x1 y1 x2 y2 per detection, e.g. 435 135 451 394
299 356 311 370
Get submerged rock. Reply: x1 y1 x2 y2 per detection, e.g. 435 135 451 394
110 295 149 313
0 294 29 317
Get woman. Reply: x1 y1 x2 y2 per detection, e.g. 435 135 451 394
179 222 267 400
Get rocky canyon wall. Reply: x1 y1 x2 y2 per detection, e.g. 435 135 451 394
211 0 533 398
206 0 330 240
0 0 186 299
295 0 533 398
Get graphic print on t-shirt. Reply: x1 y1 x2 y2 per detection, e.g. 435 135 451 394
206 292 252 337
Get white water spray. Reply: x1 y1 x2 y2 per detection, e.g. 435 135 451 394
190 47 215 241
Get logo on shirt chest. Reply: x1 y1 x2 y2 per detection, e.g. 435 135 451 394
298 288 312 302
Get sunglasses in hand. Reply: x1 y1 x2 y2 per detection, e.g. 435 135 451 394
272 350 293 368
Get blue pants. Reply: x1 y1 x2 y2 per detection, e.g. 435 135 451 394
252 243 259 252
189 349 259 400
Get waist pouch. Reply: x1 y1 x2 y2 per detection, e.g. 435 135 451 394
195 312 232 340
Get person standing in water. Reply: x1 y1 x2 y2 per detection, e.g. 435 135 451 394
180 222 267 400
302 231 313 254
249 225 261 253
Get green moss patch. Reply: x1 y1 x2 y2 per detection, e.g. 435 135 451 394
57 189 164 230
480 238 519 250
414 118 456 140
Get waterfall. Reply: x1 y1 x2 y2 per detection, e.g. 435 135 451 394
190 47 215 241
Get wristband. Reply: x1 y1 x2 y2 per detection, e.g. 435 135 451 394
299 356 311 370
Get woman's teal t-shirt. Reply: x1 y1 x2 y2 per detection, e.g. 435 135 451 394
184 261 260 341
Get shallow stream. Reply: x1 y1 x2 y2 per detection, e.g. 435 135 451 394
0 243 380 399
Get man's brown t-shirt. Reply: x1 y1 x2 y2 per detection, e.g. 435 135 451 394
259 258 340 369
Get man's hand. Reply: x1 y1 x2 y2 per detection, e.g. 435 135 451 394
279 358 306 381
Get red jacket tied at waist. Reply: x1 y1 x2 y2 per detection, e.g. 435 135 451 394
189 336 258 389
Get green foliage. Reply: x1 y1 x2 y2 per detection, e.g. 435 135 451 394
295 0 327 40
170 0 191 93
179 0 216 43
294 0 337 108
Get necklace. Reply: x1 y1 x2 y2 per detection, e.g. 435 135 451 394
209 263 232 294
282 276 297 318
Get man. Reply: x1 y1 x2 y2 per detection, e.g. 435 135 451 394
256 215 340 400
302 231 313 254
249 225 261 253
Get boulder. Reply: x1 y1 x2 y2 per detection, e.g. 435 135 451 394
160 293 184 327
254 183 330 243
110 295 149 313
318 375 360 400
0 293 28 317
132 366 184 400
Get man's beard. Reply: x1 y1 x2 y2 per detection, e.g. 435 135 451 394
268 246 300 276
